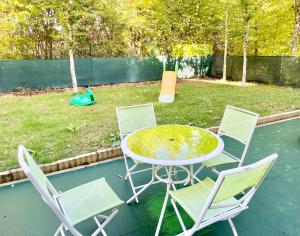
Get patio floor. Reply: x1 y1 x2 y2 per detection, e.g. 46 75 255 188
1 118 300 236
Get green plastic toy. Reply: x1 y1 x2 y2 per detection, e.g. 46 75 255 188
70 89 96 106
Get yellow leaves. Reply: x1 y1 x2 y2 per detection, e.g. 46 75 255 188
172 44 213 57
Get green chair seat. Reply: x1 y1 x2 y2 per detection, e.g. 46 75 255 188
18 145 124 235
203 152 239 168
58 178 124 225
169 177 238 221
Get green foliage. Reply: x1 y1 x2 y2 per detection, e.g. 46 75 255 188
108 132 121 148
172 44 213 56
228 0 296 56
0 0 299 59
66 124 79 133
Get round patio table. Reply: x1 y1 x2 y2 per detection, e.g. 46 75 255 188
121 124 224 236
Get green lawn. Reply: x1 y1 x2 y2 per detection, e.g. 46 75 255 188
1 80 300 171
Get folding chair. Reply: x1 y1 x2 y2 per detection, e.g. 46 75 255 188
116 103 157 203
167 153 278 236
18 145 123 236
193 105 259 181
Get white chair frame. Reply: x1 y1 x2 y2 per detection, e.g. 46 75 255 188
193 105 259 181
18 145 119 236
171 154 278 236
116 103 158 204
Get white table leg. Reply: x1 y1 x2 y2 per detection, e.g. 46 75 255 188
155 166 173 236
190 164 194 185
183 164 197 186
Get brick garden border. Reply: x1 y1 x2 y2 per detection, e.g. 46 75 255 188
0 148 122 184
1 110 300 184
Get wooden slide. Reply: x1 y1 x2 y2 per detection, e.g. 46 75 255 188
159 71 177 103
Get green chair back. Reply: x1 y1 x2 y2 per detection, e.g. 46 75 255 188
116 103 156 138
219 106 259 143
19 146 51 194
18 145 82 235
213 154 277 203
191 154 278 233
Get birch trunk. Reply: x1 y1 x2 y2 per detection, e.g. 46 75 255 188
291 0 300 55
67 0 78 93
222 4 229 80
242 18 250 87
69 47 78 92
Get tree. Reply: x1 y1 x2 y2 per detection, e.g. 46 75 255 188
67 0 78 92
242 4 250 87
0 0 60 59
222 0 229 80
0 0 299 62
292 0 300 55
54 0 126 91
238 0 257 87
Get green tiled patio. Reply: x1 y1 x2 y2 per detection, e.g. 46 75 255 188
1 118 300 236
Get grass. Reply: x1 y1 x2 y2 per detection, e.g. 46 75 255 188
1 80 300 171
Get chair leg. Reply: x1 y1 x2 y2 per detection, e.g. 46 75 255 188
53 224 66 236
228 218 238 236
91 209 119 236
123 156 139 203
171 199 187 233
125 163 138 181
126 167 155 204
93 216 107 236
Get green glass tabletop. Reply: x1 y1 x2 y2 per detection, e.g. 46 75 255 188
121 125 224 166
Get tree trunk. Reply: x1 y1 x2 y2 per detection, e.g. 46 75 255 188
68 0 78 93
254 20 258 56
49 36 53 59
292 0 300 55
69 48 78 92
242 17 250 87
222 3 229 80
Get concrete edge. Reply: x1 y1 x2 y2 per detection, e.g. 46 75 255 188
1 110 300 184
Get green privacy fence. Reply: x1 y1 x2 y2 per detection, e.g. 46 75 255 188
211 56 300 87
1 56 299 92
0 56 212 92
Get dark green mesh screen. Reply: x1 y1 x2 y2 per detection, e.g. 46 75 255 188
0 56 212 92
211 56 300 87
1 56 299 92
280 57 300 87
0 59 71 91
